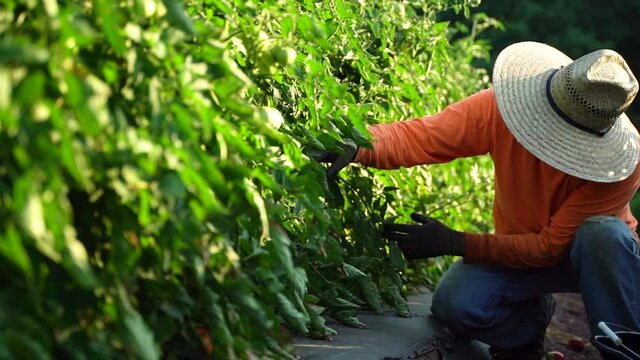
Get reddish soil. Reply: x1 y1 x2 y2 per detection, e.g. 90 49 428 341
544 293 603 359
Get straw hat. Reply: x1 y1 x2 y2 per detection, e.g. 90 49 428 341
493 41 640 182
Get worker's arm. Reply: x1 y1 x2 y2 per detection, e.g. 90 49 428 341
355 88 496 168
464 166 640 268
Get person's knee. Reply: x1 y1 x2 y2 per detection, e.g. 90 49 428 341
572 216 638 268
431 283 493 335
430 284 457 324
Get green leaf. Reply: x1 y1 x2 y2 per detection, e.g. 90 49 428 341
300 127 326 150
122 312 160 360
118 284 160 360
321 236 345 264
245 180 269 241
147 314 177 344
208 0 233 15
138 189 151 227
358 276 384 314
326 178 344 209
0 42 49 65
338 287 366 306
383 284 411 317
232 292 273 331
0 226 33 279
349 255 382 271
388 242 406 270
307 302 337 339
47 106 91 187
203 290 234 345
0 68 11 108
328 297 360 311
64 73 84 106
163 0 196 35
277 293 309 334
16 71 45 105
0 331 52 360
269 225 294 272
170 103 198 141
63 226 98 288
342 263 366 279
352 211 382 256
95 0 126 55
331 309 366 328
290 267 308 297
159 171 187 199
178 167 227 216
20 192 61 263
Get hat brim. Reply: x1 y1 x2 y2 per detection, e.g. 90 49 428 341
493 41 639 183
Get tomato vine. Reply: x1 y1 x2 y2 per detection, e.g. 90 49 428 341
0 0 497 358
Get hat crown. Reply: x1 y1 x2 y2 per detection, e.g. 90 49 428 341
550 49 639 132
492 41 640 183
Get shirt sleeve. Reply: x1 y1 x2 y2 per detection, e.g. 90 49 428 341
354 88 497 169
464 166 640 268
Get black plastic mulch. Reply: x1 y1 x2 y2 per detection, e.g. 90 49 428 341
293 289 491 360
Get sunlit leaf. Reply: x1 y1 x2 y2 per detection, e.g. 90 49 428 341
63 225 97 288
0 226 33 279
20 192 61 263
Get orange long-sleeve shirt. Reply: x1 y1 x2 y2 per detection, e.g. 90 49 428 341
355 88 640 268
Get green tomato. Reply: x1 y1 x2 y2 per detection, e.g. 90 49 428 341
256 31 272 53
259 107 284 129
272 47 297 66
257 61 276 75
255 49 277 75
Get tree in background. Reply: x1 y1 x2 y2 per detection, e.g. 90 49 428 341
474 0 640 121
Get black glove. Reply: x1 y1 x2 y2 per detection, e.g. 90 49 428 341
382 213 465 259
311 141 358 181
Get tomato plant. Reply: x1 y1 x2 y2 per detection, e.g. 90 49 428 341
0 0 497 358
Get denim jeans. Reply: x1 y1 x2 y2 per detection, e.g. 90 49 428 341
430 216 640 348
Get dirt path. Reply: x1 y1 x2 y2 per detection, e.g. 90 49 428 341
545 293 602 359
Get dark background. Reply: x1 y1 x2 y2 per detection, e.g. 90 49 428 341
472 0 640 124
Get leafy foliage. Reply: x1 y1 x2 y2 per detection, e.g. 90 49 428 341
0 0 495 358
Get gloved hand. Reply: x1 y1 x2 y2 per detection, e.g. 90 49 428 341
311 140 358 181
382 213 465 259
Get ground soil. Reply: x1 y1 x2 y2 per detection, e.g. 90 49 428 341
544 293 603 359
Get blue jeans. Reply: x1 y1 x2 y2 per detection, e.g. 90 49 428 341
431 216 640 348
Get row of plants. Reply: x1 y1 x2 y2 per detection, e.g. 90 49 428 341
0 0 496 358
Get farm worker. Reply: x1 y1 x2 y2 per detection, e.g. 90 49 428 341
315 42 640 359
